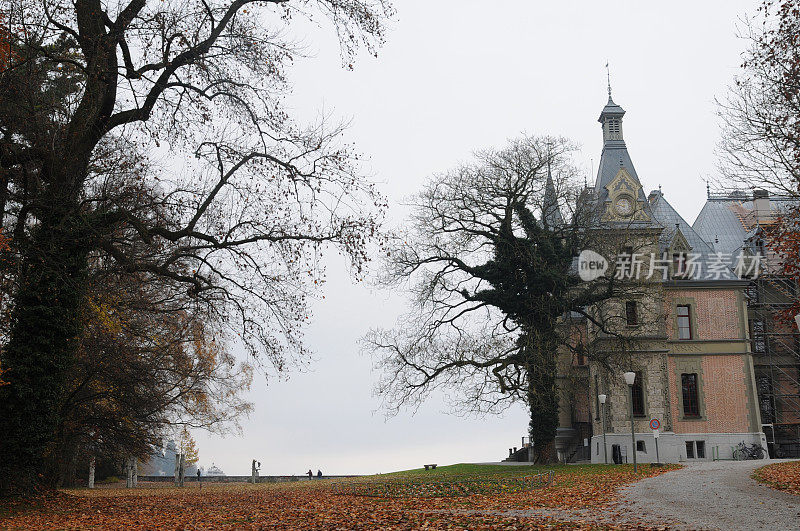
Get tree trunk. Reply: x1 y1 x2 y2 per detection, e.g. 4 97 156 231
524 332 560 464
88 456 95 489
0 201 89 492
54 441 79 488
132 457 138 488
178 454 185 487
126 457 135 488
174 454 181 487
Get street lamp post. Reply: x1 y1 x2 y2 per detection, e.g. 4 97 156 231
623 371 638 473
598 394 608 464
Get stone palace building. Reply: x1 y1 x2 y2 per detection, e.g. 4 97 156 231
552 91 799 464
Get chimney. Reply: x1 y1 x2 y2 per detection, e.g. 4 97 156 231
753 189 771 221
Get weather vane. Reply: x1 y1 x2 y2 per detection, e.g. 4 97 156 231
606 62 612 98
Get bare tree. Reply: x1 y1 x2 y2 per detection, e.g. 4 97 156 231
365 136 648 461
717 0 800 196
718 0 800 317
0 0 392 490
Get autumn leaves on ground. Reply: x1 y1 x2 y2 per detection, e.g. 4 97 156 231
754 460 800 497
0 464 680 530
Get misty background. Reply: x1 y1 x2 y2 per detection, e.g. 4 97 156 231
193 0 757 475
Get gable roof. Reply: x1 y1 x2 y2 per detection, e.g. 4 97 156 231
594 146 649 205
648 190 738 281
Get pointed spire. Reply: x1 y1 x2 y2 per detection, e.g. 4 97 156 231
543 159 564 227
593 87 647 205
598 67 625 147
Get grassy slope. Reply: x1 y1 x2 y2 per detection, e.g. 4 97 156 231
381 462 629 479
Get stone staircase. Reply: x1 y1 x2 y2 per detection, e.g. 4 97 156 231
502 446 532 462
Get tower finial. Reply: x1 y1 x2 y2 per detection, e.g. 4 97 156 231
606 62 612 98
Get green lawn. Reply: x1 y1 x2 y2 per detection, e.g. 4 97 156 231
382 462 628 478
381 463 537 477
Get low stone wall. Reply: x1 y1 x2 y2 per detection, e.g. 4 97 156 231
590 431 768 463
139 475 360 484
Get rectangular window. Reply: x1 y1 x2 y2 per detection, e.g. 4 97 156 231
682 373 700 417
625 301 638 326
696 441 706 459
685 441 695 459
636 440 646 453
631 371 645 417
677 305 692 340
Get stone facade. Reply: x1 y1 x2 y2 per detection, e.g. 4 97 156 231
559 93 767 464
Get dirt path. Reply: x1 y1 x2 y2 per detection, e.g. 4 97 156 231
618 459 800 530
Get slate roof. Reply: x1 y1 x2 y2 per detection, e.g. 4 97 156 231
598 97 625 119
692 198 754 256
594 146 649 203
594 96 648 205
648 190 738 281
693 193 798 255
582 94 795 283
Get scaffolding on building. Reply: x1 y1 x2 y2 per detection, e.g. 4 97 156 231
746 276 800 458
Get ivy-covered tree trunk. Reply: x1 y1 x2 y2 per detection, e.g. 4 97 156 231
0 199 88 492
523 331 560 464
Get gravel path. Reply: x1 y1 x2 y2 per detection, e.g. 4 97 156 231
619 459 800 530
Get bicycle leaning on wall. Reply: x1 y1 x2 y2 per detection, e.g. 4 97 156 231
732 441 766 460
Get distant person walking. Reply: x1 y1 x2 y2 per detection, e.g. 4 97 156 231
196 469 201 489
307 469 313 480
317 469 322 479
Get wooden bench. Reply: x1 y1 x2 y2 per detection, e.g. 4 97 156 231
423 464 437 470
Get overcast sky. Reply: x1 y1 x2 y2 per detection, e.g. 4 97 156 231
194 0 758 476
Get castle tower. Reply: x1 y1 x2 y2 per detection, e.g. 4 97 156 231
594 92 650 224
